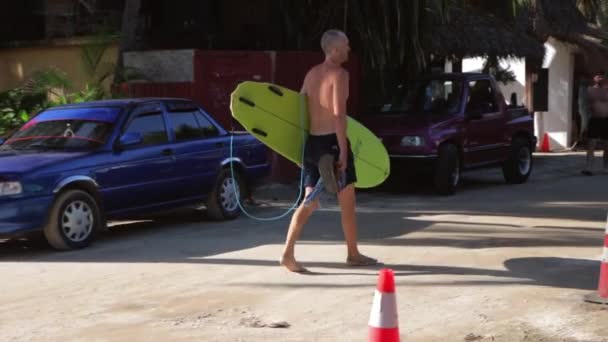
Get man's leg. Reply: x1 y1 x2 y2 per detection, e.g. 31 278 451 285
337 184 359 257
280 187 318 272
583 138 597 175
337 184 377 265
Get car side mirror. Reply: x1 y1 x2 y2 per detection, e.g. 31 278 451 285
0 138 5 145
118 132 143 148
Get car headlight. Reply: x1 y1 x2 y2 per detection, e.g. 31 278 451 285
0 182 23 196
400 136 425 147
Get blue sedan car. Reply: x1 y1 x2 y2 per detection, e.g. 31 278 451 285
0 98 270 250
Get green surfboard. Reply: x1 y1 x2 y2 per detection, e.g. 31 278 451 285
230 81 390 188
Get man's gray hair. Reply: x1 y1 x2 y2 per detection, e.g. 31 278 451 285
321 29 347 54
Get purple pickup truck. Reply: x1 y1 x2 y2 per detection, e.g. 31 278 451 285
363 72 536 195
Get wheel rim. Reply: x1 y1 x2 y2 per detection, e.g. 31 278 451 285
220 177 240 212
451 158 460 187
518 147 531 175
61 201 93 242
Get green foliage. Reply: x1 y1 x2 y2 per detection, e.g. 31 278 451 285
0 109 29 136
47 84 106 107
0 88 37 136
0 67 107 137
80 33 148 96
0 32 149 136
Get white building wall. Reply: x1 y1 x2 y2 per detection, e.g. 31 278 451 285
498 58 526 106
535 38 575 150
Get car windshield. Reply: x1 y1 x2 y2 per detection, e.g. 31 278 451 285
2 107 120 151
379 79 464 115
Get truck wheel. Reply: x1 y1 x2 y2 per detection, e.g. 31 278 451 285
434 144 460 195
207 168 244 220
43 190 100 250
503 137 533 184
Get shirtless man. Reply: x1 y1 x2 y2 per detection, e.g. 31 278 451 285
582 71 608 176
280 29 377 273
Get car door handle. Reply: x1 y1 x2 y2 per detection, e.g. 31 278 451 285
215 142 225 148
161 148 173 155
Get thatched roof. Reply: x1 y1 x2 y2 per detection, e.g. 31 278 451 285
423 5 546 63
536 0 608 54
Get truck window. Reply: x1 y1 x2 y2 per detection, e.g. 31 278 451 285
466 80 498 114
381 79 463 115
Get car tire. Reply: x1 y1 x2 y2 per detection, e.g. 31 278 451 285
503 137 533 184
206 168 244 220
43 189 100 250
434 144 460 195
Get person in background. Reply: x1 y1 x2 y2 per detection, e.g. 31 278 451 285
582 70 608 176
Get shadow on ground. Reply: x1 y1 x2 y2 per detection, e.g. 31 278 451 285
194 256 600 291
0 152 605 297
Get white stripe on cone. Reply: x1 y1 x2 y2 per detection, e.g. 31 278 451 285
368 290 398 329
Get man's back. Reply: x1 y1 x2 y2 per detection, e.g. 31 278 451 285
303 63 348 135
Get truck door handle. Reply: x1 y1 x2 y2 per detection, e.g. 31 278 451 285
162 148 173 155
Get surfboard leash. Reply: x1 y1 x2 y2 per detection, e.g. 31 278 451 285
228 94 307 221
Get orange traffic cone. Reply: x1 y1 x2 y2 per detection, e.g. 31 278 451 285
540 133 551 153
369 269 400 341
584 213 608 305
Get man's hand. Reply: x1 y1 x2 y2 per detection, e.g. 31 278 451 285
337 151 347 173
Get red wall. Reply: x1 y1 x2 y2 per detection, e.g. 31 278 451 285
193 50 273 129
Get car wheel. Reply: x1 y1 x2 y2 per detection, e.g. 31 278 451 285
206 168 244 220
43 189 100 250
503 137 533 184
434 144 460 195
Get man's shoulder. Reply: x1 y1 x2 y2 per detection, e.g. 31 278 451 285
325 66 348 81
308 63 325 72
303 64 322 79
306 63 348 81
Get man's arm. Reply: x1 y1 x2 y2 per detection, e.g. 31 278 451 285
300 73 309 95
333 70 349 166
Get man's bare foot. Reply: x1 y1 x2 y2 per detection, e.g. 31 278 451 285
280 256 308 273
346 254 378 267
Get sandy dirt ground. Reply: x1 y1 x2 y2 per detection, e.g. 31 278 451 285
1 152 608 342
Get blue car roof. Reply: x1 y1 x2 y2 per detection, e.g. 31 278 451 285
45 98 195 109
